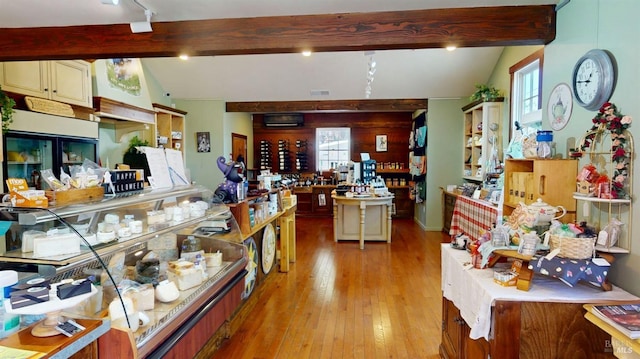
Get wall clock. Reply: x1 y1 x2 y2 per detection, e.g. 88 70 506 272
571 49 616 111
547 83 573 131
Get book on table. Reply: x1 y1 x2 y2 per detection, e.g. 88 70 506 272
592 304 640 339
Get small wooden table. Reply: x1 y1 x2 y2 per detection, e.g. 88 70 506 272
332 194 393 249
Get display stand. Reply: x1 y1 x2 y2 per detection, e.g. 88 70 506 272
6 283 97 337
574 129 634 253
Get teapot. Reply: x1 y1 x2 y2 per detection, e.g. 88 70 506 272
521 198 566 225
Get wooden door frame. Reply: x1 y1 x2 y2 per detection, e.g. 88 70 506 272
231 132 248 166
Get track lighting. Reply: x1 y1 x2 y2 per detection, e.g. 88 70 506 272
130 0 153 33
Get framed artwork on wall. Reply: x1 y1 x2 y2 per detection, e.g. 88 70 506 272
376 134 387 152
197 132 211 152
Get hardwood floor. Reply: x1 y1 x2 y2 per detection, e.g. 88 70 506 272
209 217 448 359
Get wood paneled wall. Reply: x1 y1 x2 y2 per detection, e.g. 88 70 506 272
252 112 413 173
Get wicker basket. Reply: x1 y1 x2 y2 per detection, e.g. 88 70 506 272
548 234 596 259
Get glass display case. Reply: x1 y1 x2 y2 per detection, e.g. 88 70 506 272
3 130 98 191
0 185 248 357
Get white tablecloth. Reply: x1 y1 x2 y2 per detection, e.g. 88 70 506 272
440 243 640 340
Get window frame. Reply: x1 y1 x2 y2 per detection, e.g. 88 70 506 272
316 127 351 171
508 48 544 139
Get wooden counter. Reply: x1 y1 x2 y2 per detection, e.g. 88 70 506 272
0 318 109 359
441 244 639 358
331 193 394 249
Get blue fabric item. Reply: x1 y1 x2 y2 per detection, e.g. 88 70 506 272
528 254 609 288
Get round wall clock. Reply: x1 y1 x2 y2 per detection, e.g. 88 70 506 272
261 223 276 274
571 49 616 111
547 82 573 131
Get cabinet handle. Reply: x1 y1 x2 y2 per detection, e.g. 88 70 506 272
539 175 546 195
44 88 48 92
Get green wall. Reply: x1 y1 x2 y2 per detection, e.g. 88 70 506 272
425 99 465 230
541 0 640 295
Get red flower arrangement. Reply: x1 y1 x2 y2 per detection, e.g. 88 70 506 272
580 102 632 199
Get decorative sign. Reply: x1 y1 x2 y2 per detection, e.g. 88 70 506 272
24 96 75 118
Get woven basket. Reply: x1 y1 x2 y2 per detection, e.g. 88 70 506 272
549 234 596 259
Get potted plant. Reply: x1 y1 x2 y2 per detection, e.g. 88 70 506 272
125 135 150 154
0 85 16 134
470 84 503 102
123 135 151 180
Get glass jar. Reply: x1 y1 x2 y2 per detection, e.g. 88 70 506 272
182 235 201 252
536 130 554 159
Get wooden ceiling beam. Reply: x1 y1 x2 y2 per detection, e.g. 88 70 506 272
226 99 428 113
0 6 555 61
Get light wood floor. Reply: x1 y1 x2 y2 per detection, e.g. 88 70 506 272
209 217 447 359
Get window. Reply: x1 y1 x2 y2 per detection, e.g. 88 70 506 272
509 49 544 137
316 128 350 171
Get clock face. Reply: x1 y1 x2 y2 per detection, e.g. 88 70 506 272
574 59 600 104
572 49 616 111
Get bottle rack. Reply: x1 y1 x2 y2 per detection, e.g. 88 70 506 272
295 139 308 171
278 139 291 172
573 129 634 253
259 140 272 170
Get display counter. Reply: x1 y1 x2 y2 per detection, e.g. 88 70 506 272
331 193 393 249
441 243 639 358
0 185 248 358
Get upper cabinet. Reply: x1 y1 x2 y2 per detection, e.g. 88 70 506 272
462 100 503 182
0 60 93 108
154 103 187 154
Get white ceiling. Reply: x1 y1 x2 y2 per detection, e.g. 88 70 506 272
1 0 560 103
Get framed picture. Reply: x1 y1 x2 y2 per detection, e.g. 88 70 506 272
376 134 387 152
196 132 211 152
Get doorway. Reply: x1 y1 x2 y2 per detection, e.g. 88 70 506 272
231 132 247 168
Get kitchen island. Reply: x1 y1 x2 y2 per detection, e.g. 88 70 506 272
332 193 394 249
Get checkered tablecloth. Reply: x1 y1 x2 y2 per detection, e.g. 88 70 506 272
449 195 500 241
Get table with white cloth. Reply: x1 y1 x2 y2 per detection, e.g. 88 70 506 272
441 243 639 341
448 195 500 241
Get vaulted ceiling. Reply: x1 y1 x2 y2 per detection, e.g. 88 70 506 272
0 1 560 103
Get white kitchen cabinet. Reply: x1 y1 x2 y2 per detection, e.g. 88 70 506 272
0 60 92 108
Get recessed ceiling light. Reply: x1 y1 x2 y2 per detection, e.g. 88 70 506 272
302 50 312 57
446 46 457 52
100 0 119 5
179 54 189 60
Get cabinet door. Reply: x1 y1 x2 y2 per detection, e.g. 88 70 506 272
391 187 414 218
441 298 462 359
0 61 48 98
311 187 333 215
533 160 578 211
50 60 92 107
463 332 490 359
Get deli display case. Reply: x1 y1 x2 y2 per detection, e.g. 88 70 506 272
0 184 248 358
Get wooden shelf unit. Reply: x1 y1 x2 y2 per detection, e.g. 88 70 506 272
462 99 503 182
153 103 187 154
